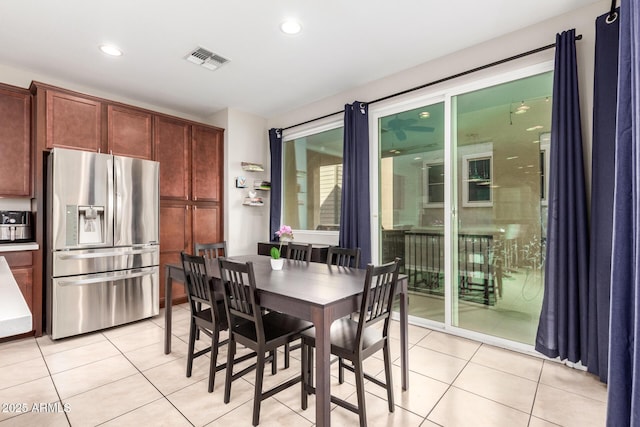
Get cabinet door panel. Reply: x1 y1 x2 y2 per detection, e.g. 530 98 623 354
160 204 191 252
0 88 30 196
192 205 220 247
192 126 223 202
108 105 152 159
46 90 102 151
156 117 190 199
10 267 33 313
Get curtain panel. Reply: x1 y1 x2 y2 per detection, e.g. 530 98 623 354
339 102 371 268
269 128 283 241
535 29 590 363
607 0 640 424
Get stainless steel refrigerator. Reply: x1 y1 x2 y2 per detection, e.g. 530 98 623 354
46 148 160 339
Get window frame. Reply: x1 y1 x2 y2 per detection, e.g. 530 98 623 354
423 159 445 208
539 132 550 206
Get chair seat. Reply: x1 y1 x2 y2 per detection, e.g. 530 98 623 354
193 300 228 328
232 311 312 348
300 318 385 359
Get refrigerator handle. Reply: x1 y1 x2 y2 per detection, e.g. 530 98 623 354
58 268 156 286
57 247 158 260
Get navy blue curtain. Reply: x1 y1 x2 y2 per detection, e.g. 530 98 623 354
269 128 283 241
535 29 590 362
586 9 619 384
339 102 371 268
607 1 640 424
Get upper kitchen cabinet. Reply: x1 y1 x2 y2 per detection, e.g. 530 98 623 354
0 85 31 197
155 116 190 200
43 88 102 152
192 125 223 202
107 104 153 159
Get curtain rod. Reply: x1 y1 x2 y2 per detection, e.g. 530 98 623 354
282 34 582 131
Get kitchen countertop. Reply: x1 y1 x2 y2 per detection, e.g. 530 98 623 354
0 256 32 338
0 242 39 252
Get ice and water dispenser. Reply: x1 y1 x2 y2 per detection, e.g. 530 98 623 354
65 205 105 246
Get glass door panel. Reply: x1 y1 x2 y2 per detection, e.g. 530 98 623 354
452 72 553 344
379 102 445 323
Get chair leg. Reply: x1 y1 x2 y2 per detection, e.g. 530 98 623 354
186 320 196 377
270 350 277 375
284 342 290 369
224 337 236 404
208 330 220 393
252 352 266 426
301 342 308 410
383 341 395 412
353 358 367 427
338 356 345 384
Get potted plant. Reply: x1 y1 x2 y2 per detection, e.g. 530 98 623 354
270 225 293 270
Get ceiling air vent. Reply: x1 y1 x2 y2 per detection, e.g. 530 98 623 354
185 47 229 71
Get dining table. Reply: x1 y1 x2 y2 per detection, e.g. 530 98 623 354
163 254 409 427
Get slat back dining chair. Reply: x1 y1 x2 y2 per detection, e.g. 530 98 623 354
286 242 313 262
180 252 254 393
194 241 227 259
218 258 313 426
327 246 361 268
300 258 401 427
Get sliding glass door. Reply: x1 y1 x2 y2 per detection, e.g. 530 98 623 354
375 65 553 346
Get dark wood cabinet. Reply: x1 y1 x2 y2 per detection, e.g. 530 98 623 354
156 116 190 200
107 104 153 159
192 205 221 245
0 85 31 197
45 89 102 151
4 251 35 330
159 203 192 303
192 125 223 202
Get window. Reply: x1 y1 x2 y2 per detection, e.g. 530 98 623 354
461 147 493 207
539 132 550 205
423 161 445 207
282 125 343 231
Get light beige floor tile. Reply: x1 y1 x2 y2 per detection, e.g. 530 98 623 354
453 362 537 413
0 355 49 390
471 344 543 381
143 355 210 395
539 361 607 402
400 345 467 384
64 373 162 426
335 390 424 427
167 377 254 426
0 338 41 368
43 340 120 374
124 335 189 371
371 364 448 417
208 394 312 427
529 416 563 426
101 397 191 427
371 336 402 364
36 332 106 356
428 386 530 427
52 354 138 399
415 330 481 360
101 318 162 339
532 383 607 427
387 321 431 344
0 407 70 426
106 322 165 353
0 377 60 422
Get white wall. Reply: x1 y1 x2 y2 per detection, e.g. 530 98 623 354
209 108 270 256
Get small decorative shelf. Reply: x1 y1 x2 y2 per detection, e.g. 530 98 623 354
243 197 264 206
241 162 264 172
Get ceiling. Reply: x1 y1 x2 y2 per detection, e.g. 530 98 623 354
0 1 599 120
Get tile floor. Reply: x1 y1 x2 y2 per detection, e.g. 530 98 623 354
0 304 607 426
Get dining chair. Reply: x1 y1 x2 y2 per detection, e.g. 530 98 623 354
218 258 313 426
326 246 361 268
300 258 401 427
180 252 254 392
282 242 313 368
194 241 227 259
286 242 313 261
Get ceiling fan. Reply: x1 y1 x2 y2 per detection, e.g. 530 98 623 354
382 116 434 141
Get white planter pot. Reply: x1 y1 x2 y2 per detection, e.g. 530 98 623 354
270 258 284 270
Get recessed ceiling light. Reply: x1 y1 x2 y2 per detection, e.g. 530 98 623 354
280 19 302 35
419 111 430 119
100 44 123 56
506 156 519 160
526 125 544 132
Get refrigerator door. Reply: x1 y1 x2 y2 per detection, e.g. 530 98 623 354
114 156 159 246
50 266 159 339
52 246 159 278
50 148 114 250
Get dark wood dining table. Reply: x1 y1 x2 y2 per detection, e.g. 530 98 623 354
163 254 409 427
